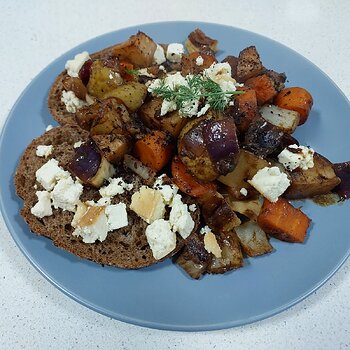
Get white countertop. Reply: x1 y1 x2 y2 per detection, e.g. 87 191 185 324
1 1 349 349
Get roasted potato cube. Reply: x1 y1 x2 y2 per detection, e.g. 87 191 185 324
260 104 300 134
112 31 157 68
185 28 218 53
102 82 147 112
218 150 269 199
226 198 262 221
236 46 263 82
284 153 341 199
235 221 273 257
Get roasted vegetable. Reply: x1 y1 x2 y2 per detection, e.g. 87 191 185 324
62 76 87 100
245 74 278 105
218 149 269 199
112 31 157 68
333 161 350 199
185 28 218 53
181 51 217 75
284 153 341 199
235 221 273 257
226 198 262 221
260 104 300 134
274 87 313 125
257 198 311 243
235 46 263 82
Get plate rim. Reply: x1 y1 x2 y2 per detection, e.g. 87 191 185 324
1 20 349 331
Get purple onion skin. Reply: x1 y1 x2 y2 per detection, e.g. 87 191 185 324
179 120 208 158
333 162 350 199
79 59 93 86
68 140 101 182
202 118 240 174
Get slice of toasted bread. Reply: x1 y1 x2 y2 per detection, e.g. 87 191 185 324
48 45 116 126
15 124 199 268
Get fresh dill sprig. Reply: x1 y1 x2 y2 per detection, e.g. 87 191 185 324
124 68 140 76
150 75 244 113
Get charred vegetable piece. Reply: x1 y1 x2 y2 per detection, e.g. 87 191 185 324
206 230 243 274
257 198 311 243
284 153 341 199
176 233 211 279
235 46 263 82
112 31 157 68
263 69 286 92
333 162 350 199
185 28 218 53
260 104 300 134
68 140 115 187
243 118 285 157
123 154 156 186
181 51 217 75
235 221 273 257
79 59 93 86
245 74 278 105
274 87 313 125
62 76 87 100
199 192 241 232
221 55 239 80
226 198 262 221
171 156 217 198
133 130 174 172
75 102 100 130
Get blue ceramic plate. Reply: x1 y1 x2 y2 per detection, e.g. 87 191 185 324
1 22 349 331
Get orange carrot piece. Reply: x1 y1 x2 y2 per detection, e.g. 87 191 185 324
257 198 311 243
244 74 277 105
234 87 259 132
171 156 217 198
119 61 136 81
133 130 173 171
274 87 313 125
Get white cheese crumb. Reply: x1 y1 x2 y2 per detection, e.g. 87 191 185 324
36 145 53 158
278 144 315 171
240 188 248 196
105 203 128 231
169 194 195 239
99 177 133 198
196 103 210 117
130 186 165 224
137 68 156 78
160 99 177 116
35 158 70 191
200 225 212 235
153 176 178 204
195 55 204 66
51 177 83 212
145 219 176 260
73 141 83 148
153 44 166 65
248 166 291 203
45 125 54 131
188 204 197 212
204 231 222 258
61 90 87 113
166 43 184 63
65 51 90 78
158 65 166 72
30 191 52 218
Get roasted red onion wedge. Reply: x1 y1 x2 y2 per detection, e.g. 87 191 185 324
333 162 350 199
79 59 93 86
68 140 115 187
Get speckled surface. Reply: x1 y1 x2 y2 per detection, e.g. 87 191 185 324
0 1 349 349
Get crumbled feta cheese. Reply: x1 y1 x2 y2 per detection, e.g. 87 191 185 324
160 99 177 116
51 177 83 211
278 144 315 171
203 231 222 258
61 90 87 113
200 225 212 235
145 219 176 260
196 103 210 117
73 207 109 243
188 204 197 212
65 51 90 78
99 177 133 198
195 56 204 66
105 203 128 230
36 145 53 158
35 158 70 191
71 202 88 228
30 191 52 218
45 125 54 131
153 175 178 204
240 188 248 196
130 186 166 224
169 194 195 239
180 98 200 118
153 44 166 65
248 166 291 203
137 68 155 78
166 43 184 63
158 65 166 72
73 141 83 148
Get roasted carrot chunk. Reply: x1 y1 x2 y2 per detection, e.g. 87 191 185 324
171 156 217 198
245 74 277 105
133 130 173 171
274 87 313 125
234 87 259 132
257 198 311 243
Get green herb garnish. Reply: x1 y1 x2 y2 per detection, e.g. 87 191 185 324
124 68 140 76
